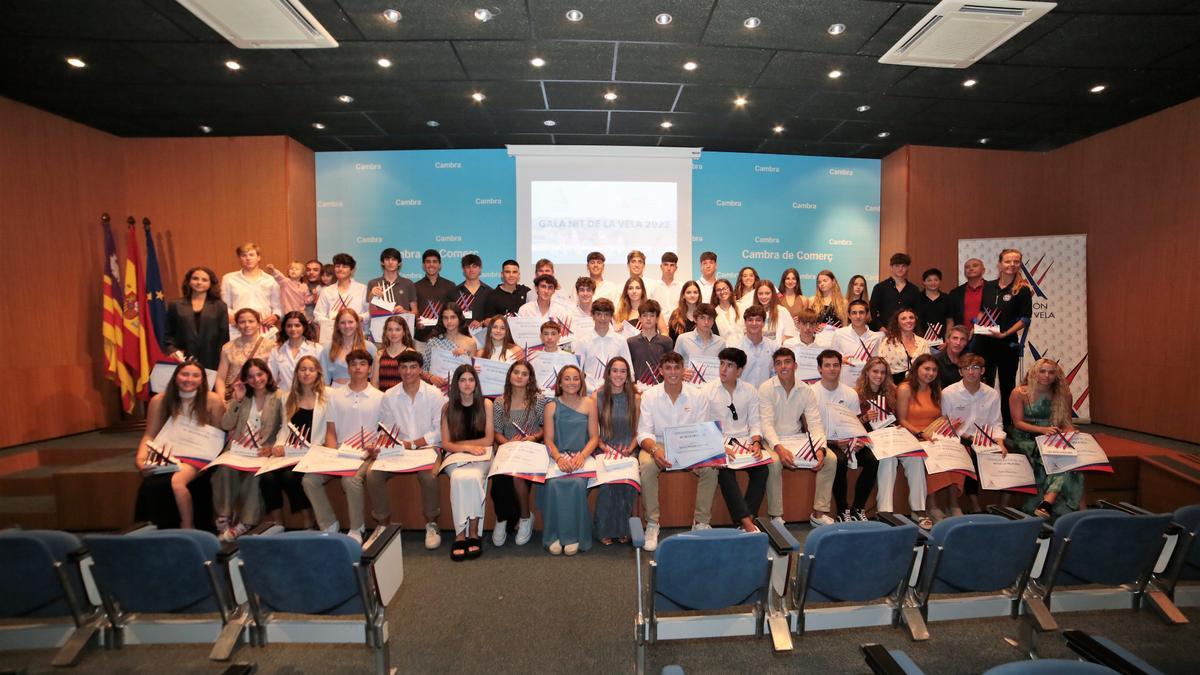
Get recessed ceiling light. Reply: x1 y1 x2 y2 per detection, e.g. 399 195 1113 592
734 96 748 107
199 125 213 134
1090 84 1106 93
474 8 493 22
656 13 673 25
743 17 761 29
224 60 241 71
827 23 846 35
382 8 401 23
773 125 785 133
683 61 698 71
426 120 440 128
604 91 618 101
66 57 86 68
377 58 392 68
337 95 354 103
312 123 326 130
530 57 546 67
963 78 977 87
877 131 891 138
566 9 583 22
979 138 990 144
660 121 673 129
471 92 486 102
828 69 842 79
544 120 557 127
856 105 871 113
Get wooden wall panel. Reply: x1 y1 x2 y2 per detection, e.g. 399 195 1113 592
285 138 317 264
878 148 909 279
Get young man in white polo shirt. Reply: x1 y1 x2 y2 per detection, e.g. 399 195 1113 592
517 274 570 322
636 351 719 551
941 353 1006 514
675 303 726 364
586 251 621 303
832 300 882 386
315 252 370 326
573 298 632 391
735 305 778 387
811 349 867 524
705 347 768 532
222 241 282 328
695 251 719 302
648 252 684 309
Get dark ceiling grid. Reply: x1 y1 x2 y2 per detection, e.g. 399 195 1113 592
0 0 1197 158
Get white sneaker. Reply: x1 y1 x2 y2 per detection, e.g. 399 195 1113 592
425 523 442 550
770 516 786 530
564 542 579 556
809 512 835 527
348 527 364 547
323 520 341 534
515 517 533 546
692 522 712 531
219 522 248 542
644 522 660 551
548 540 563 555
492 521 508 547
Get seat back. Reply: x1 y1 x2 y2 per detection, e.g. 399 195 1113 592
1173 504 1200 581
804 521 919 602
653 530 768 611
0 530 83 618
983 660 1116 674
1049 511 1172 587
83 530 223 614
237 532 364 615
929 514 1044 593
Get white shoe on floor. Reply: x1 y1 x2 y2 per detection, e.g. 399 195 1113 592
548 540 563 555
515 517 533 546
323 520 341 534
692 522 712 531
219 522 248 542
492 521 508 547
809 512 835 527
770 516 786 530
644 522 660 551
347 527 364 547
425 523 442 550
564 543 579 556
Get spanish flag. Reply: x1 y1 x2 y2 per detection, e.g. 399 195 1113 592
120 218 150 407
101 216 132 409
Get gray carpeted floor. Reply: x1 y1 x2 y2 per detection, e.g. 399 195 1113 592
2 526 1199 674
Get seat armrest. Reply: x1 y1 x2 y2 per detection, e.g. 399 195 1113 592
361 525 403 564
628 518 645 549
755 517 799 554
862 644 919 675
987 505 1031 520
1063 630 1157 675
877 513 929 542
67 545 90 565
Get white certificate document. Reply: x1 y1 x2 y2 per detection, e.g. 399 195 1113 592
825 404 869 441
150 362 218 394
686 356 721 385
488 441 551 483
1040 432 1112 475
724 443 774 470
438 446 494 474
429 347 473 383
371 446 440 474
976 453 1037 493
255 454 304 476
155 416 227 467
1036 432 1080 457
507 317 545 349
293 445 364 476
546 455 598 479
567 319 596 345
839 361 864 387
778 434 824 470
663 421 727 471
972 324 1000 337
474 357 512 398
205 450 267 473
617 321 641 339
588 458 641 491
921 438 976 478
528 350 579 393
868 427 925 461
789 343 825 384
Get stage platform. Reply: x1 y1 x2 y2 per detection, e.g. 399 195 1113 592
1 426 1197 532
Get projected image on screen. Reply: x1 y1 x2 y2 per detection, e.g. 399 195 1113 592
531 181 677 263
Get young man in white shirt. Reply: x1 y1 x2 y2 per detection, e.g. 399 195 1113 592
517 274 569 321
648 251 684 309
367 350 447 550
811 349 868 524
941 353 1006 514
695 251 719 302
705 348 768 532
832 299 883 386
758 346 835 528
573 298 632 391
586 251 621 303
302 348 382 545
315 252 370 327
782 308 826 384
676 303 726 365
636 351 719 551
625 249 646 285
524 259 574 305
735 305 778 388
571 277 596 320
222 241 282 328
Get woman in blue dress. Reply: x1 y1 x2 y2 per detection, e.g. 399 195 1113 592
541 365 599 555
592 356 639 545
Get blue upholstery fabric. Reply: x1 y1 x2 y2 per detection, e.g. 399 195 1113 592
1174 504 1200 580
654 530 768 611
928 514 1043 593
0 530 83 618
237 532 364 616
887 649 925 675
1046 511 1172 587
983 660 1115 674
1090 635 1164 675
83 530 223 614
804 521 919 603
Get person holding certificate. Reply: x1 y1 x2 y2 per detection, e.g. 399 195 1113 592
303 349 382 545
832 300 882 387
455 254 492 332
593 356 640 545
914 268 955 344
878 308 930 384
617 277 668 334
851 357 893 520
313 253 370 335
479 260 530 323
627 300 674 390
215 308 274 400
477 316 524 363
414 249 460 345
490 361 548 547
941 353 1006 515
421 304 476 389
733 305 778 388
261 355 323 531
573 299 633 392
541 366 600 555
711 279 744 344
635 351 720 551
898 355 957 524
758 347 832 528
365 247 418 321
809 270 848 330
976 248 1034 425
812 351 876 524
666 281 704 343
134 360 226 530
268 311 321 392
1007 358 1081 519
440 364 495 561
215 358 282 541
165 266 228 370
321 308 377 387
518 274 571 322
748 280 797 343
705 348 768 533
372 316 419 392
675 303 725 363
368 351 447 551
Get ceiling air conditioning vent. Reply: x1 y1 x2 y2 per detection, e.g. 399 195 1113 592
879 0 1055 68
176 0 338 49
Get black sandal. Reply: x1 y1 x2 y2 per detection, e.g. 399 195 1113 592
450 540 468 562
465 537 483 559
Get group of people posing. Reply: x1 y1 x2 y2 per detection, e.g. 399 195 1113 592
138 242 1079 558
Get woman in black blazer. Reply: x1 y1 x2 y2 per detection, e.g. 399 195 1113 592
165 267 229 370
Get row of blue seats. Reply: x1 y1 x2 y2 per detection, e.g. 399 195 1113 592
0 522 404 673
633 501 1200 673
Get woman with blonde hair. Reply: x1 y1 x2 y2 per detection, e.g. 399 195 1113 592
810 269 848 328
320 307 376 386
977 248 1033 423
616 277 667 334
261 355 325 529
592 356 640 544
1007 358 1080 519
748 280 796 342
215 308 274 399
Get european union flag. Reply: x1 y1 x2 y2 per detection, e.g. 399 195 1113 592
143 219 168 351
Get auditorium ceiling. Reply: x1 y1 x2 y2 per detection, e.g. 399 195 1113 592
3 0 1199 158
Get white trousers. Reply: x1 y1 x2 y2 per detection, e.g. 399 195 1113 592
875 456 928 513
